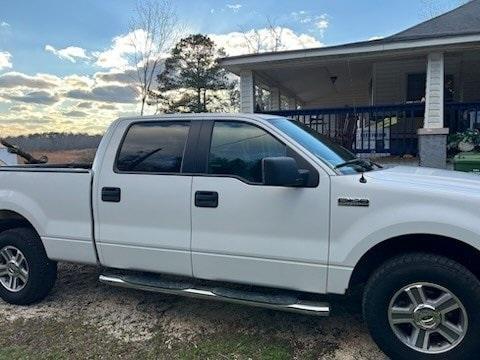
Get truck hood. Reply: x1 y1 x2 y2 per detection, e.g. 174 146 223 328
365 166 480 193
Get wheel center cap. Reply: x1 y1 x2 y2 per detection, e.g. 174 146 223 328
413 304 441 329
6 262 18 276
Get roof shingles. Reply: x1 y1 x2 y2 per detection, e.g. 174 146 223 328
388 0 480 41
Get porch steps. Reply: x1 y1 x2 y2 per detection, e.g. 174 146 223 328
99 272 330 316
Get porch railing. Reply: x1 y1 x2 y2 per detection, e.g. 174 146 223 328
263 102 480 156
445 102 480 134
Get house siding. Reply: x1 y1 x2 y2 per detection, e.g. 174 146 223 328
303 62 372 109
373 58 427 104
373 56 465 105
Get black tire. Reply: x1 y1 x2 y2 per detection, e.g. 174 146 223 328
363 253 480 360
0 227 57 305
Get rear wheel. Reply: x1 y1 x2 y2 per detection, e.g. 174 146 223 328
0 228 57 305
363 253 480 360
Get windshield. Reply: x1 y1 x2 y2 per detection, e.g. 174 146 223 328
270 118 374 174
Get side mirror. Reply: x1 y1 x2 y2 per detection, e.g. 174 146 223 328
262 157 310 187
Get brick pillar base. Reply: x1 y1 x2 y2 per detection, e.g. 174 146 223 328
418 128 449 169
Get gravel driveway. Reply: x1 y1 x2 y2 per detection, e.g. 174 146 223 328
0 263 386 359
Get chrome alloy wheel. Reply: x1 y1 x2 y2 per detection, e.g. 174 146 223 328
0 246 29 292
388 282 468 354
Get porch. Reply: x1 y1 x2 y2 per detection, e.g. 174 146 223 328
264 102 480 156
221 28 480 167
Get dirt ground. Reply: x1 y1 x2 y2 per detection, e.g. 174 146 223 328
0 263 386 359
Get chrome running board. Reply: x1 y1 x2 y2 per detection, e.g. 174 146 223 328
99 274 330 317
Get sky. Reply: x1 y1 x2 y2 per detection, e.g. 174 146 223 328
0 0 466 136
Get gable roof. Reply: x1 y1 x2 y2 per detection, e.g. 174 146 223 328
388 0 480 41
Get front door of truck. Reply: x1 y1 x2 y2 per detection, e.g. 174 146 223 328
94 120 194 276
191 120 330 293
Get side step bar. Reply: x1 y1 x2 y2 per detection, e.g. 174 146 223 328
99 274 330 317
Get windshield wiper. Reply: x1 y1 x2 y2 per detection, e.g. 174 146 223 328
334 158 383 170
334 158 370 170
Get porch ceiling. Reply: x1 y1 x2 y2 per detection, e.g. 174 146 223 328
255 61 373 104
251 47 480 106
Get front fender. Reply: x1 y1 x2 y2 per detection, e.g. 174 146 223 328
330 203 480 268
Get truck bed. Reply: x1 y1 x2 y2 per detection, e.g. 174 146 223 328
0 163 92 171
0 166 97 264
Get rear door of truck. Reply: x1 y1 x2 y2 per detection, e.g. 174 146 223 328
93 119 196 276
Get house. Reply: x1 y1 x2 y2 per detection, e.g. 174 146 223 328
219 1 480 168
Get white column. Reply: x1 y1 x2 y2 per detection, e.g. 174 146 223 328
424 52 444 129
418 52 448 169
240 70 255 113
270 87 280 110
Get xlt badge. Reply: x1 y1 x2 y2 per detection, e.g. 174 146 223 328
338 198 370 207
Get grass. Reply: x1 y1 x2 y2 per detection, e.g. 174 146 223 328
0 317 146 360
169 334 292 360
0 317 295 360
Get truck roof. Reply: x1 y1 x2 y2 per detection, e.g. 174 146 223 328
116 113 284 123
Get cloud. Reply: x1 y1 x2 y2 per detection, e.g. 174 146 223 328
65 85 138 103
210 27 323 56
0 71 59 89
0 51 12 71
315 14 329 37
45 45 90 63
291 11 312 23
94 29 148 69
94 69 137 85
76 102 93 109
0 22 9 28
63 110 88 117
291 11 329 37
226 4 242 11
98 103 118 110
368 35 384 41
9 104 32 112
62 74 94 89
3 90 59 105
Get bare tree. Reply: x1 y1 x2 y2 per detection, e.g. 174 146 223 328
129 0 180 115
238 17 285 111
239 17 285 54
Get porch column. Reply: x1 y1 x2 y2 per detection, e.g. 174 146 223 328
270 87 281 110
418 52 449 168
240 70 255 113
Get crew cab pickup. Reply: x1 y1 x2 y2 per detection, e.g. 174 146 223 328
1 113 480 359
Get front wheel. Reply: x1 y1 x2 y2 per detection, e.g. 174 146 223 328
363 253 480 360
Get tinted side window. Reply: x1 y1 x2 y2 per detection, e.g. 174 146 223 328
208 121 286 183
116 121 190 173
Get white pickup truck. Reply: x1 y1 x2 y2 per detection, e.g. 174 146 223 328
1 114 480 359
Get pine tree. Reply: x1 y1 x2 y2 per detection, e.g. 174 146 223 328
155 34 233 113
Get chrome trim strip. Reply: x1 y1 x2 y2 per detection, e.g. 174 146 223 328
99 274 330 316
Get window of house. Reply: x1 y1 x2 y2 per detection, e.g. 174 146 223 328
116 121 190 173
407 73 455 103
208 121 287 183
406 73 426 102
